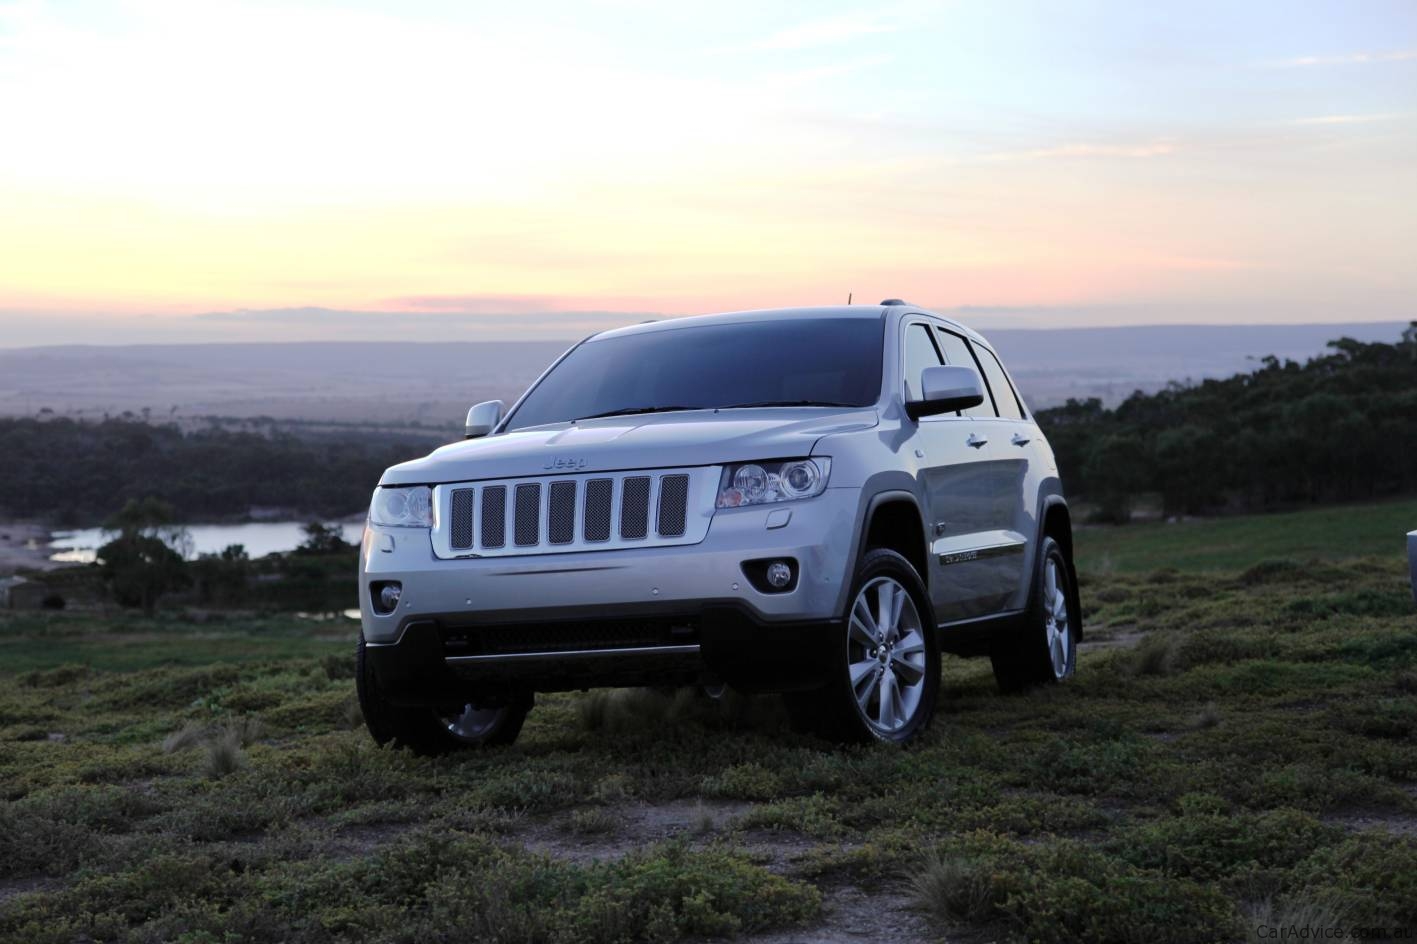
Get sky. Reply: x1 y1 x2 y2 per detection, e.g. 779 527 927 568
0 0 1414 346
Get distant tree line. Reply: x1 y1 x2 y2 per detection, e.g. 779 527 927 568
5 329 1415 532
83 499 357 614
0 418 445 525
1036 326 1417 521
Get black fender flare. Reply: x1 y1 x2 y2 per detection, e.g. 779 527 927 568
1034 495 1082 642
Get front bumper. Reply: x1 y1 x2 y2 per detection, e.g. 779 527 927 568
358 487 861 694
359 486 858 642
363 607 842 699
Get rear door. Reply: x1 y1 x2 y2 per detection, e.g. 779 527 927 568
928 326 1029 615
900 319 1005 620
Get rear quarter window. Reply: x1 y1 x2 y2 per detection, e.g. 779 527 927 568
974 345 1026 420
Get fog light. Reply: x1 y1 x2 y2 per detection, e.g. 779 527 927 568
740 558 798 593
375 582 402 614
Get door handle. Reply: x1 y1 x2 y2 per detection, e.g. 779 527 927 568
1011 433 1031 446
966 433 988 449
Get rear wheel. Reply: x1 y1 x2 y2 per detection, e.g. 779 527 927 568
990 535 1078 693
356 637 531 755
788 548 940 744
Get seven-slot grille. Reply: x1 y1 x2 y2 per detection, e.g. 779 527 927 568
441 469 704 557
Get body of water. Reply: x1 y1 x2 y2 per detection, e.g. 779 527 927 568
50 521 367 563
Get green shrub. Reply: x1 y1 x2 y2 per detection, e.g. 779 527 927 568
703 763 784 801
1290 833 1417 925
1112 809 1338 881
917 832 1241 944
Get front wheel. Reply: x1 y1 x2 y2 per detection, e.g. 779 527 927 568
788 548 940 744
356 637 531 755
990 535 1078 693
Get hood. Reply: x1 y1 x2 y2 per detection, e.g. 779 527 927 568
379 407 879 485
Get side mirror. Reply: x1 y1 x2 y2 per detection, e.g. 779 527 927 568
906 365 985 419
464 400 505 439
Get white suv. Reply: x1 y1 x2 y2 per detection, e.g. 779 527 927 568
355 303 1080 750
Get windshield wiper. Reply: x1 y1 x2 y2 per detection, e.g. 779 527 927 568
573 405 702 422
718 400 858 410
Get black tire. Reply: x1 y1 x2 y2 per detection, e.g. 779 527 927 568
356 637 531 755
990 535 1079 693
787 548 941 744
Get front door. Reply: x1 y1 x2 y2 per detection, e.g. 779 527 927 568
901 320 1018 621
929 326 1030 616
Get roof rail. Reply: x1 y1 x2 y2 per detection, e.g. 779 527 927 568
880 298 910 306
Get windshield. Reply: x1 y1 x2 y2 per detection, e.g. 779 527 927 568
503 317 885 431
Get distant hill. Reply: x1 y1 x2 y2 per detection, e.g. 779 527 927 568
986 321 1410 407
0 323 1406 425
0 341 568 427
1036 331 1417 518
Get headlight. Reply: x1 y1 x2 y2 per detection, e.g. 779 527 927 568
716 458 830 508
370 486 433 528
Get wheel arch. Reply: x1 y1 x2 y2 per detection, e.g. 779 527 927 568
1037 495 1081 642
858 490 930 591
1040 496 1073 559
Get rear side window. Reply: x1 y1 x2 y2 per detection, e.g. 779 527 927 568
931 328 993 418
975 346 1026 420
902 323 942 401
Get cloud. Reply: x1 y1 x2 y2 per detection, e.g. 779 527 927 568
381 295 564 314
193 306 664 330
980 141 1178 162
721 12 898 53
1265 49 1417 68
764 54 895 88
1288 113 1402 126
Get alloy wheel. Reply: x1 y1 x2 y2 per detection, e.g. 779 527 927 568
443 704 504 743
1044 557 1071 678
847 576 928 734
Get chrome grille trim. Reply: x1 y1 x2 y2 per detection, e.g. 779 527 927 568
431 466 719 559
513 483 541 546
450 488 476 550
548 481 577 544
480 486 506 549
657 474 689 537
583 478 613 542
619 476 650 540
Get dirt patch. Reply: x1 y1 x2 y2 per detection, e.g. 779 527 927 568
1080 624 1146 653
1323 807 1417 837
328 821 421 859
734 884 934 944
0 876 60 905
520 799 752 863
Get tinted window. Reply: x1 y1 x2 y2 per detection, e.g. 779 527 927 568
504 317 884 431
976 345 1026 420
902 323 942 401
931 328 993 418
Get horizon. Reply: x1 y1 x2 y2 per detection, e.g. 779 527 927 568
2 1 1415 344
3 320 1408 424
0 315 1413 352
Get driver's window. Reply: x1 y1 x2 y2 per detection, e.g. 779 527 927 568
902 323 942 401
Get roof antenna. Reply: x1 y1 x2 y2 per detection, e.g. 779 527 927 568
847 292 852 305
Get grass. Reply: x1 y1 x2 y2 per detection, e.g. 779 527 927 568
0 610 351 674
1076 494 1417 573
1 501 1415 942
